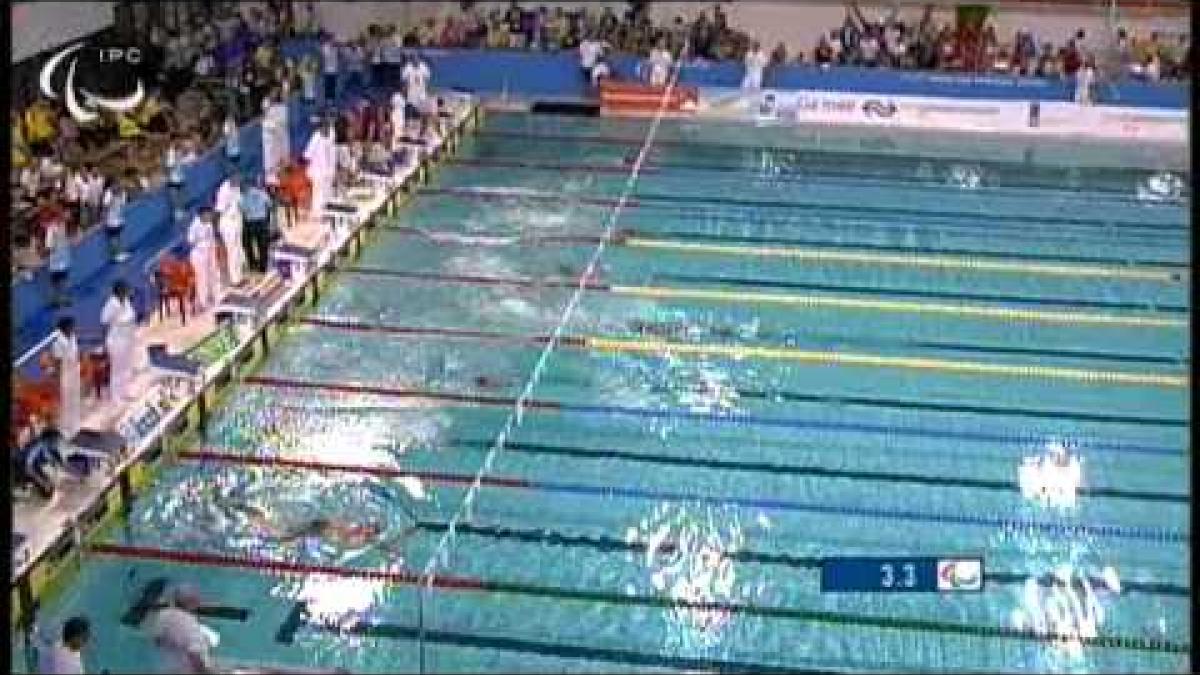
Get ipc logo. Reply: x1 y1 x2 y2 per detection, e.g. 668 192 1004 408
40 41 146 123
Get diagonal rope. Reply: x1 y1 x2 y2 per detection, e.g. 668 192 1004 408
417 42 691 670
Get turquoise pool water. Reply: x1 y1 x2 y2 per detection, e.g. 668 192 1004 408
16 112 1189 673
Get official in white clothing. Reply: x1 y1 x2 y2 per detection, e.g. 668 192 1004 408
36 616 90 674
48 317 82 439
647 41 673 87
187 208 221 311
401 57 431 109
101 280 140 402
148 586 219 674
742 42 769 90
261 90 290 184
215 174 246 287
303 118 338 226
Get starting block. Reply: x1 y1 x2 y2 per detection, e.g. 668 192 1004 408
270 243 319 280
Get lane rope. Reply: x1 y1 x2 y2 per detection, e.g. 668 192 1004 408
86 541 1188 653
612 285 1186 328
624 238 1184 283
175 450 1190 545
583 337 1187 389
243 375 1184 456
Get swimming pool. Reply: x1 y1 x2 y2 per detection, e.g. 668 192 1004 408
18 111 1189 673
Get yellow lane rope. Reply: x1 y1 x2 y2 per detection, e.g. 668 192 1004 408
612 286 1186 328
584 337 1187 388
625 238 1186 283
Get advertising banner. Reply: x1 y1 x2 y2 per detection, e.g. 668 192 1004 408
698 88 1185 143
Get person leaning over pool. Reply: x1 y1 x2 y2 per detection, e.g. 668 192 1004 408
36 615 91 674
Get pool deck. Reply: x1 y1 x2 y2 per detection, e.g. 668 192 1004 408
10 97 480 621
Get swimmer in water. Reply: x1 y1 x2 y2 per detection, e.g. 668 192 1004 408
473 375 510 390
629 319 686 337
230 504 417 550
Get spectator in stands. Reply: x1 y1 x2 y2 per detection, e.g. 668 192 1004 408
321 34 340 102
815 34 835 68
79 164 105 232
23 98 56 158
48 317 82 439
770 42 789 66
1063 39 1083 77
101 179 129 262
14 233 40 281
742 41 769 90
101 280 140 402
12 109 30 169
40 193 72 308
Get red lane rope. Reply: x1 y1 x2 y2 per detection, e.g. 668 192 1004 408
87 542 486 589
448 158 651 175
297 318 551 344
343 267 612 291
242 375 565 410
179 449 533 489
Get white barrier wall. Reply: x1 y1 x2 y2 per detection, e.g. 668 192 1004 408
315 1 1187 56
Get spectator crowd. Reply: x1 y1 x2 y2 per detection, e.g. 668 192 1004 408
10 0 322 280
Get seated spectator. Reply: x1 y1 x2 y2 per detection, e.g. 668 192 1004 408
14 232 41 281
1036 42 1058 78
11 110 30 169
814 34 834 68
1062 39 1083 77
770 42 788 66
23 98 57 158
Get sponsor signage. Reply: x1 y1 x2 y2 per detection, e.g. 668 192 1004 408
698 88 1184 142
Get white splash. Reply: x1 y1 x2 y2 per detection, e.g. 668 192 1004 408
1017 442 1083 509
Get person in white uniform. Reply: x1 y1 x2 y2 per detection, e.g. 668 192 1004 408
303 117 338 226
188 207 221 311
261 90 290 185
389 88 407 152
147 586 219 674
742 41 769 90
401 56 431 109
100 280 139 402
579 36 606 83
1075 60 1096 104
647 40 673 87
48 316 82 439
36 615 90 674
214 174 246 287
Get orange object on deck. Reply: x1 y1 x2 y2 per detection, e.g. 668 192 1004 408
158 255 197 324
279 162 313 209
599 80 700 116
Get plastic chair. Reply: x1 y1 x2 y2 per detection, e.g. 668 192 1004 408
157 256 197 325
